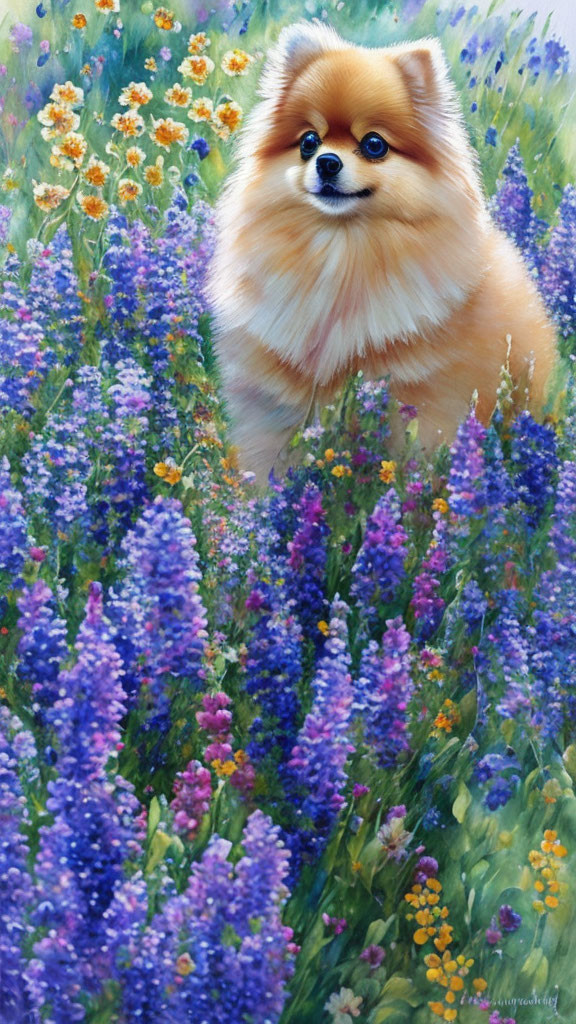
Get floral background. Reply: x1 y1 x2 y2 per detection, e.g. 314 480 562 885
0 0 575 1022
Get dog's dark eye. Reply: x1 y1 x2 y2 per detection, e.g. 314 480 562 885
359 132 389 160
300 130 321 160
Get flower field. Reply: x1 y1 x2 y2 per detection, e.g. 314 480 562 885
1 0 576 1021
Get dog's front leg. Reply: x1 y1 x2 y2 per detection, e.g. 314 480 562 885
222 374 309 484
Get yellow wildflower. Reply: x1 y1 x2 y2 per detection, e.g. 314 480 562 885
221 48 255 76
38 103 80 140
379 459 396 484
52 131 87 168
145 160 164 187
126 145 145 167
72 13 87 28
154 459 182 484
432 699 461 736
175 953 195 976
324 448 335 462
188 31 210 54
83 156 110 186
50 81 84 108
332 464 351 478
212 758 237 778
144 57 158 72
165 83 192 107
119 81 153 108
95 0 120 11
178 55 215 85
150 116 189 150
33 181 70 211
472 978 487 993
154 6 174 29
212 100 243 138
117 178 143 204
188 97 214 123
110 110 145 137
77 193 109 220
433 497 449 515
317 620 329 636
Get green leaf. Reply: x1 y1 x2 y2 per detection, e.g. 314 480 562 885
146 829 172 874
378 976 420 1007
452 782 472 824
458 689 477 736
147 797 161 842
521 948 544 977
364 917 394 949
563 745 576 785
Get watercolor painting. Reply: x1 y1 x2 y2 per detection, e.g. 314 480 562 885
0 0 575 1021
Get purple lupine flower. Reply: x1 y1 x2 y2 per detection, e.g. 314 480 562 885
0 258 47 414
490 143 548 266
101 360 152 538
9 22 33 50
111 496 208 705
27 226 84 365
114 811 295 1023
447 412 487 521
460 578 488 631
351 489 408 617
0 457 29 578
286 484 329 637
510 411 558 528
539 184 576 342
17 581 68 711
411 509 449 640
357 616 413 768
196 692 255 794
531 459 576 734
0 708 37 1021
245 607 302 764
170 760 212 839
485 590 531 720
288 598 354 857
0 205 12 246
49 582 125 781
414 856 439 884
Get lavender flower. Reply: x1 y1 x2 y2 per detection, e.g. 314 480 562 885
288 598 354 857
111 497 208 706
490 143 547 265
539 184 576 343
411 510 449 640
170 759 212 839
448 412 487 521
510 411 558 527
286 484 329 637
0 458 29 577
351 489 408 617
17 581 68 711
356 616 413 768
245 607 302 763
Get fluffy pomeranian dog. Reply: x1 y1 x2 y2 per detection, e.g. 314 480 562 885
208 20 556 479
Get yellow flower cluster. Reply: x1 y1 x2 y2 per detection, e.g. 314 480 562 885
432 699 461 736
405 879 453 951
154 458 183 485
379 459 396 484
406 877 488 1021
212 748 248 779
529 828 567 914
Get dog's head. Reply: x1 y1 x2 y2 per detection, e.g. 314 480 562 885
239 21 483 224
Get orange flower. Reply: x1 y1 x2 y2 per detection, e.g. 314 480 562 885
83 156 110 186
221 48 255 76
433 497 449 515
126 146 145 167
33 181 71 211
154 459 182 484
110 110 145 137
164 83 193 107
50 81 84 108
188 31 210 53
95 0 120 11
119 82 153 109
144 57 158 72
433 699 461 736
117 178 143 204
379 459 396 484
212 100 242 138
77 193 109 220
72 13 87 28
154 6 174 29
150 117 189 150
145 162 164 187
37 103 80 140
178 55 215 85
188 97 214 123
52 131 87 168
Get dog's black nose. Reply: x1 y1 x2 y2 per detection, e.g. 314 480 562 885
316 153 343 180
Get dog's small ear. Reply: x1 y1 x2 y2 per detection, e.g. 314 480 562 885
258 20 348 99
393 38 451 100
